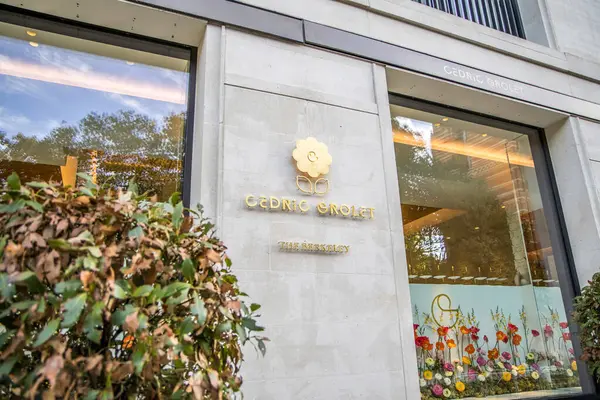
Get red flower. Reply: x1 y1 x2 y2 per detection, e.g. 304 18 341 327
414 324 420 331
437 326 449 336
563 333 571 341
465 344 475 354
507 323 518 334
471 334 479 341
512 334 522 346
483 335 489 342
460 326 470 335
436 341 445 351
531 330 540 337
502 335 509 344
544 325 554 337
424 343 434 351
559 322 569 329
496 331 506 341
415 336 430 348
470 326 480 334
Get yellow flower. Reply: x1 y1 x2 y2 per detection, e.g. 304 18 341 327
531 371 540 380
502 371 512 382
292 137 332 178
462 356 471 365
455 381 465 392
572 361 578 371
518 364 526 375
424 370 433 380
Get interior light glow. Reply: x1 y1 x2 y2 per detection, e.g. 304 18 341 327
442 117 449 121
29 42 39 47
393 129 534 167
0 58 186 104
419 275 432 279
433 275 447 279
26 30 37 37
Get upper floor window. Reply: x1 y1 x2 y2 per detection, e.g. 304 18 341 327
0 19 192 201
412 0 526 39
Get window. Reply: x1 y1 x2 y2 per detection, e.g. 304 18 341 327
0 19 191 201
390 98 583 398
412 0 526 39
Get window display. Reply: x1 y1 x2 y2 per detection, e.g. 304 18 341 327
391 103 582 399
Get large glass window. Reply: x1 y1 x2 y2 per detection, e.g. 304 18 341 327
391 101 583 399
0 21 190 200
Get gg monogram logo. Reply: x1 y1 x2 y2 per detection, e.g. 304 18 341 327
431 294 460 328
292 137 332 196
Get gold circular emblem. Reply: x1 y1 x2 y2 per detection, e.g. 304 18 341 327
292 137 332 178
307 151 318 162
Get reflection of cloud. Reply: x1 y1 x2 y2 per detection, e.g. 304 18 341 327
107 93 167 123
395 116 433 159
38 47 92 73
0 106 31 133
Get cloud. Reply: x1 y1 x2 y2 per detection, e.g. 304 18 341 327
0 106 31 133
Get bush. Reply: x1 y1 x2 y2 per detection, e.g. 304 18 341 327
0 173 266 399
573 272 600 382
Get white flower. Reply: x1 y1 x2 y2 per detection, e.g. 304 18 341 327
420 379 427 387
452 359 460 364
477 374 486 382
435 373 443 380
425 357 435 366
550 366 557 372
567 369 574 377
486 365 493 372
444 377 452 386
511 365 518 371
512 370 518 377
497 362 505 370
456 365 464 373
483 371 490 378
531 371 540 380
445 371 453 377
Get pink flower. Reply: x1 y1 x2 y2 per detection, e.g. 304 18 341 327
467 369 477 382
502 352 511 361
414 324 419 330
563 332 571 341
476 356 486 366
432 384 443 396
532 363 540 371
444 362 454 372
531 330 540 337
559 322 568 329
504 362 512 370
544 325 553 337
483 335 489 342
555 361 563 368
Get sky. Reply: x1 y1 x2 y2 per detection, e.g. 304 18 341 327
0 34 189 139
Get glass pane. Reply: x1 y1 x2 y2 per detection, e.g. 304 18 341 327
390 104 582 399
0 22 190 200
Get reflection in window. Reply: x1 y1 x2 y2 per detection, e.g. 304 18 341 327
391 105 582 398
0 22 190 200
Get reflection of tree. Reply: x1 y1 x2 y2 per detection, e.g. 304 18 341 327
0 110 185 200
394 118 517 284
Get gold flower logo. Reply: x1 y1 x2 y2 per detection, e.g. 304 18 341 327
292 137 332 178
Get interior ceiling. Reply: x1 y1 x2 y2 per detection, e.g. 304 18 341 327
0 0 206 48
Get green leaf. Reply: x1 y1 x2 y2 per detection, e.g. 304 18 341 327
79 187 95 197
225 257 232 268
0 273 15 301
0 330 13 348
250 303 261 313
55 280 82 296
62 293 87 328
0 236 6 259
168 192 181 206
133 285 153 298
0 300 36 317
0 356 17 377
7 173 20 191
191 294 207 326
48 239 72 251
111 304 137 326
0 199 25 214
242 317 264 332
128 226 144 239
25 200 43 213
172 201 184 230
83 255 98 270
84 302 104 344
132 213 148 224
68 230 94 245
216 321 232 335
257 338 267 356
181 258 195 282
34 318 60 347
161 282 190 299
87 246 102 258
180 317 196 335
113 280 131 300
132 343 146 375
235 323 247 343
26 181 50 189
12 272 44 293
84 390 100 400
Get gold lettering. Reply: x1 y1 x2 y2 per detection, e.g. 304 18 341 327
299 200 309 213
352 206 360 218
282 198 291 211
270 196 281 209
329 203 339 215
302 242 309 251
245 195 257 208
340 204 351 216
326 245 334 252
359 207 368 218
291 200 297 212
368 208 375 219
259 197 268 209
292 242 299 251
317 202 328 215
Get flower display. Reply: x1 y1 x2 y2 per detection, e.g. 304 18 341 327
465 344 475 355
420 379 427 387
477 374 486 382
442 388 451 398
544 324 554 337
435 373 443 381
432 384 443 397
476 356 486 366
572 361 578 371
426 358 435 367
424 370 433 380
567 369 574 377
455 381 465 392
446 339 456 349
444 371 453 377
443 377 451 386
512 334 522 346
507 323 518 334
502 371 512 382
488 349 499 360
501 352 511 361
437 326 449 336
563 332 571 341
559 322 569 329
416 336 430 348
526 352 535 361
462 356 471 365
443 363 454 372
292 137 332 178
483 335 489 342
532 329 540 337
460 326 470 335
436 342 445 351
531 371 540 380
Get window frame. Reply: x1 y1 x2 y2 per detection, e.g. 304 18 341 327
0 5 198 207
389 93 597 396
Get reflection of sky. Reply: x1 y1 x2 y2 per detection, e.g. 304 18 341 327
0 35 188 139
395 116 433 159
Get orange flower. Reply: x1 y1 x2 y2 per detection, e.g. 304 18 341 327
462 356 471 365
460 325 470 335
436 341 445 351
122 334 134 350
496 331 506 342
488 348 499 360
425 343 434 351
512 334 522 346
465 344 475 355
437 326 449 336
446 339 457 349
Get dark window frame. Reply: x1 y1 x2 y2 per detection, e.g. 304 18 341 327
389 93 597 397
0 4 198 207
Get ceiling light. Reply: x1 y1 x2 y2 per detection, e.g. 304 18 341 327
474 226 480 230
496 278 507 281
501 205 506 209
29 42 39 47
26 30 37 37
487 278 498 281
532 279 543 283
475 277 487 281
434 123 441 127
442 117 449 122
433 275 446 279
448 276 461 280
482 133 488 137
408 275 418 279
126 61 135 65
419 275 432 279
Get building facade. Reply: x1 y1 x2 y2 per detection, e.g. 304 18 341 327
1 0 600 399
